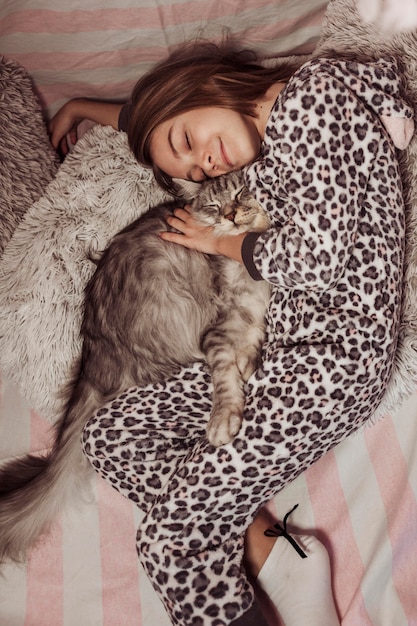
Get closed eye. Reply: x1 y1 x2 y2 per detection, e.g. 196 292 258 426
202 201 221 213
185 132 191 150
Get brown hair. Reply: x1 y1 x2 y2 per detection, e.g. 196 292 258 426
126 40 300 192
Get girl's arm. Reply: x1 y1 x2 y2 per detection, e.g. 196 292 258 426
49 99 124 155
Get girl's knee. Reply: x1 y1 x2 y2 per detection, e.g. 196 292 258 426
81 413 107 465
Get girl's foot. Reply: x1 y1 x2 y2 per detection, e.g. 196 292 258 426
255 507 340 626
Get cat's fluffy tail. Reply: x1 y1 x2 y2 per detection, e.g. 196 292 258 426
0 379 98 563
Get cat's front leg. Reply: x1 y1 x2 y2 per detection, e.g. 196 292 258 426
202 331 247 446
235 328 265 382
206 334 262 446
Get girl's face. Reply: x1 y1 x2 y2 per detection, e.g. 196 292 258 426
150 107 262 182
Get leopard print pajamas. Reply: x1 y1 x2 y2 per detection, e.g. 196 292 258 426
82 57 412 625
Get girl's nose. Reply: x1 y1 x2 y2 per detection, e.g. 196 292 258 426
202 152 216 171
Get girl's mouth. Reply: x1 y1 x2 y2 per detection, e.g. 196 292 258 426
220 140 233 168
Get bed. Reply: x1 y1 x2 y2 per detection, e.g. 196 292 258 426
1 0 417 624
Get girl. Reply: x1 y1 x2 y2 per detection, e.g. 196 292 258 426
50 42 413 626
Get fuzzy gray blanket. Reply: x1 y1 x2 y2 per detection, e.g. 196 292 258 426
0 56 59 256
0 127 171 419
1 0 417 422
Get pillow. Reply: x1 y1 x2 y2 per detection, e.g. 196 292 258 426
0 125 171 421
0 55 59 256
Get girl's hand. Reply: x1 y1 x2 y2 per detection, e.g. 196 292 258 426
161 206 220 255
49 99 123 156
49 99 89 155
161 206 246 262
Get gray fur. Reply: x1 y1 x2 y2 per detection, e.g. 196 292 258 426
0 171 270 563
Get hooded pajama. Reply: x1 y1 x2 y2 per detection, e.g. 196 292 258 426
82 57 413 625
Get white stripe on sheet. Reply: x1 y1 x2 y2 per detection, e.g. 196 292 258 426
25 516 64 625
95 480 143 626
393 391 417 502
62 481 104 626
365 412 417 625
0 560 27 625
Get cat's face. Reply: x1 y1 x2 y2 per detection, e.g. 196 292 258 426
191 172 269 234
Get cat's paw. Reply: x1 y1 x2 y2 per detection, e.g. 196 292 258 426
236 346 258 381
206 409 242 447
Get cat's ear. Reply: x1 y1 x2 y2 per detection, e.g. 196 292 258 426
172 178 202 201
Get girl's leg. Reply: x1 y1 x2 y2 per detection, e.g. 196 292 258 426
83 369 268 626
82 363 210 513
138 339 389 625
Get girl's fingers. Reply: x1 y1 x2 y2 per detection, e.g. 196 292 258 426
159 230 194 249
165 214 185 232
172 206 192 222
166 206 194 232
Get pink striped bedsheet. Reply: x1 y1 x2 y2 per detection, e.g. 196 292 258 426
1 374 416 625
1 1 417 624
0 0 327 118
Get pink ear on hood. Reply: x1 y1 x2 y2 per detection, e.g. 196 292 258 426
380 115 415 150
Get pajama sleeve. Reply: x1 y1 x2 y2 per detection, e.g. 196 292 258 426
245 71 385 291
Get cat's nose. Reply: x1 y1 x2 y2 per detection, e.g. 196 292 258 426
223 205 236 222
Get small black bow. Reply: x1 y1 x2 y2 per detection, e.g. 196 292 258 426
264 503 307 559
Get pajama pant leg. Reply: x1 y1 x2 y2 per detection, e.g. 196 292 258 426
82 363 210 514
83 338 391 626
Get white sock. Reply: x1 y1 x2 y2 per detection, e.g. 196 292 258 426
256 531 340 626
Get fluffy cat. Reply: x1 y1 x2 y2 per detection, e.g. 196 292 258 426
0 170 270 563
